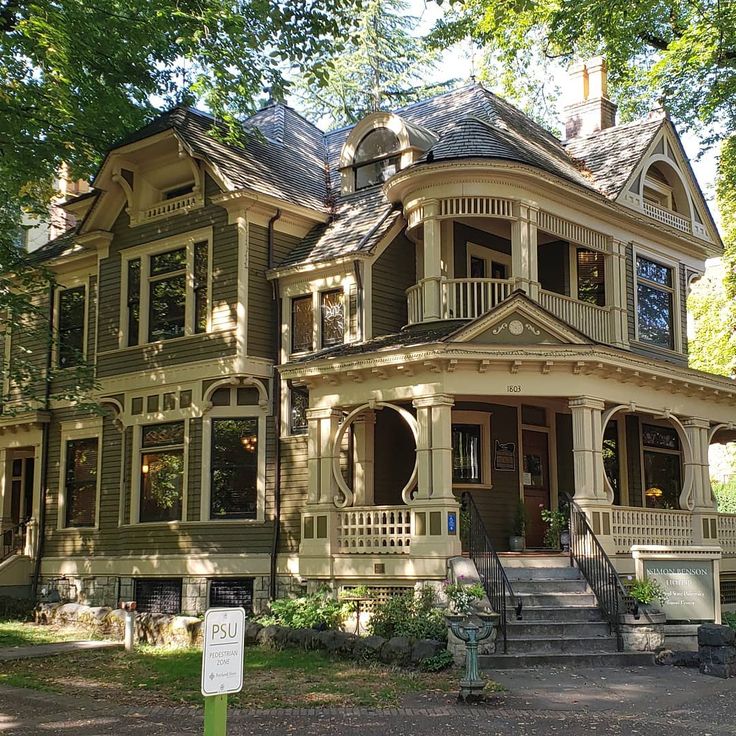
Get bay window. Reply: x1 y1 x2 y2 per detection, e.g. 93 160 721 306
291 295 313 353
320 289 345 348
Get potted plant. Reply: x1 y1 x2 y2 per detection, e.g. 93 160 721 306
444 579 486 617
509 499 527 552
628 577 667 614
540 505 568 549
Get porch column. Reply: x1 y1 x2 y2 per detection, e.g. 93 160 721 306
410 395 461 563
607 240 629 348
306 407 341 506
511 203 539 299
683 417 719 545
421 200 442 321
0 448 9 527
352 410 375 507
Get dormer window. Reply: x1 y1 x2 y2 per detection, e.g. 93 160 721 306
353 128 401 190
643 167 674 211
164 183 195 200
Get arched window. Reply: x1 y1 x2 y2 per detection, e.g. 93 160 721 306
353 128 401 190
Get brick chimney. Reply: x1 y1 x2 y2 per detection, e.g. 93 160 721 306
563 57 617 139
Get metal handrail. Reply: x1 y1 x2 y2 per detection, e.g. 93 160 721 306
563 494 637 651
1 521 27 564
461 492 522 653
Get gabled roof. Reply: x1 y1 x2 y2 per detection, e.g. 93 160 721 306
564 115 665 198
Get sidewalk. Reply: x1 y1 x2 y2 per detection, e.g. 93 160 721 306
1 665 735 735
0 640 122 662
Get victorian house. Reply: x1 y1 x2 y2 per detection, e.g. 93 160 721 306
1 59 734 635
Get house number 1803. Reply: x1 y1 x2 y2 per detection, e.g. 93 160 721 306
507 385 522 393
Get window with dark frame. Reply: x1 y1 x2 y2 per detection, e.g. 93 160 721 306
127 259 141 347
140 421 184 523
642 423 682 510
290 387 309 435
636 255 675 350
577 249 606 306
209 578 254 613
353 128 401 190
210 418 259 519
193 240 209 334
64 437 98 527
148 247 187 342
57 286 86 368
291 295 313 353
134 578 182 614
320 290 345 348
452 424 482 484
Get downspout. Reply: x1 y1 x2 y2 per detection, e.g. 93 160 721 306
268 209 283 601
31 283 55 598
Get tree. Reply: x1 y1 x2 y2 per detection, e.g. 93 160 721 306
294 0 454 129
0 0 360 409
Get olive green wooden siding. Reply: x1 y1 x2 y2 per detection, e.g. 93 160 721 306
371 233 414 336
96 176 239 377
279 435 308 553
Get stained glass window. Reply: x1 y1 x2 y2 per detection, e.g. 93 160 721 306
320 290 345 348
291 296 313 353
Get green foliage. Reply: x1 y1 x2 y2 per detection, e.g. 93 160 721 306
723 612 736 631
294 0 455 129
419 649 455 672
0 597 35 622
628 577 668 606
259 591 349 630
444 581 485 615
512 498 527 536
540 506 567 549
368 586 448 642
713 477 736 514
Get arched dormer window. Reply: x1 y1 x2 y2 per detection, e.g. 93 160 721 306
353 128 401 190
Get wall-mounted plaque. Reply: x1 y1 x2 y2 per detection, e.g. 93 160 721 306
494 440 516 472
643 559 716 622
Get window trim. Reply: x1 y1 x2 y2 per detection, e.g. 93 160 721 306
632 246 682 353
57 418 103 530
130 419 190 525
286 281 351 357
288 385 309 437
451 410 493 490
53 279 89 369
319 288 346 349
119 227 213 349
200 389 266 523
465 242 511 280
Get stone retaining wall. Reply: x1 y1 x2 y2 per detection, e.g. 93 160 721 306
698 623 736 679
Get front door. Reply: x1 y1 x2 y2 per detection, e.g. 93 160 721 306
9 457 34 526
522 430 550 548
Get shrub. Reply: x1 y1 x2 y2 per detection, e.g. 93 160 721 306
723 612 736 631
419 649 455 672
444 580 485 615
627 578 667 606
0 596 35 621
368 586 447 642
259 590 348 630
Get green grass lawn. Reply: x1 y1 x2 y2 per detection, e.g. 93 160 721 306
0 644 459 709
0 620 103 648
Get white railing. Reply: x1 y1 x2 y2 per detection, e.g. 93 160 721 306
140 192 201 223
642 201 691 233
611 506 694 554
406 283 424 325
442 278 513 320
539 289 611 343
336 506 411 554
718 514 736 556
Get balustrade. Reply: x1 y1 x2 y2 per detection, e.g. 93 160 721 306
335 505 411 554
611 506 694 554
718 514 736 556
539 289 611 343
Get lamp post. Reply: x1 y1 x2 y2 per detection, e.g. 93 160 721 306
446 612 499 702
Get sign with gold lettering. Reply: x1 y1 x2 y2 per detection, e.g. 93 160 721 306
643 560 715 622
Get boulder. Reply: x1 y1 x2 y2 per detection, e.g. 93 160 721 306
256 625 281 648
411 638 444 664
655 649 700 667
244 621 263 644
354 635 386 660
380 636 412 666
698 624 735 648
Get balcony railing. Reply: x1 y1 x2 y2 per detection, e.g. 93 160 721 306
641 201 691 234
611 506 694 555
718 514 736 556
335 505 411 554
539 289 611 344
137 192 203 224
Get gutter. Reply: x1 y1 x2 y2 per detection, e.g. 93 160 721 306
267 209 283 601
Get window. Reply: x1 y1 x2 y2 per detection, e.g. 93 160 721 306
353 128 401 190
134 578 182 614
577 249 606 306
209 578 254 613
642 423 682 509
291 295 313 353
124 233 210 347
452 425 482 483
320 290 345 348
57 286 86 367
64 438 98 527
290 387 309 435
636 255 675 350
210 418 259 519
139 421 184 523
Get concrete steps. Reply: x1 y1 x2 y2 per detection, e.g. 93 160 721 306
480 652 655 669
506 621 611 638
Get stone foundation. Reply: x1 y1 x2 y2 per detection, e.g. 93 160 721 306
698 623 736 678
620 611 666 652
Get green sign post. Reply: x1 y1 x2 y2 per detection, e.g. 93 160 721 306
201 607 246 736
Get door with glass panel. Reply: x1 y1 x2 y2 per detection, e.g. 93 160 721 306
522 430 550 548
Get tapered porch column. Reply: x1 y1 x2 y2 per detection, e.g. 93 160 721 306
607 240 629 348
351 410 375 507
306 407 341 506
511 202 539 299
410 395 461 562
683 417 719 545
421 200 442 321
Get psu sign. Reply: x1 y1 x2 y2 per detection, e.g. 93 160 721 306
201 607 246 697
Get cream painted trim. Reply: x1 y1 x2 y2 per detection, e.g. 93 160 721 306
52 277 90 370
118 226 214 349
56 417 104 531
199 388 267 523
632 244 683 353
451 410 493 490
465 242 511 279
637 414 686 510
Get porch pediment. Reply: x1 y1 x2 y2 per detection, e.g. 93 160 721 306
446 292 592 346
